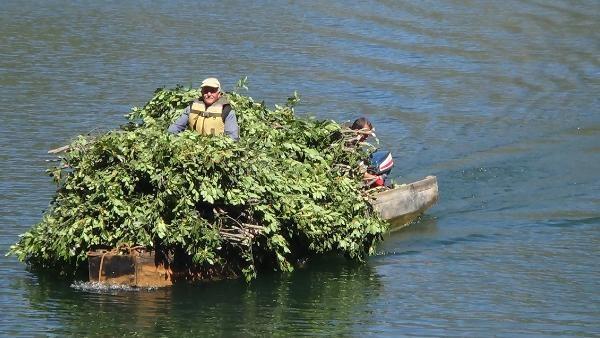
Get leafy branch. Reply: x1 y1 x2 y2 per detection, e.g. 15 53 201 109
9 82 388 281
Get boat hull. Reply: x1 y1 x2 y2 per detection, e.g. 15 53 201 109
88 249 173 287
371 175 438 228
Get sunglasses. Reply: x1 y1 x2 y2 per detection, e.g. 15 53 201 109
201 87 219 94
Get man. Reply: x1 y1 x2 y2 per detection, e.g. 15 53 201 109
168 77 239 140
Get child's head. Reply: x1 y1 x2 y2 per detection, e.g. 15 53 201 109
351 117 373 131
351 117 373 142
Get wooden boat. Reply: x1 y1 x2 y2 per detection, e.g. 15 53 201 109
88 246 234 288
88 248 173 288
88 176 438 287
370 175 438 230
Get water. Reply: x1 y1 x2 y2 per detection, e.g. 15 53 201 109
1 0 599 336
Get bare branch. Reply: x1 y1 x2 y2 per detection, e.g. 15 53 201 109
48 145 70 154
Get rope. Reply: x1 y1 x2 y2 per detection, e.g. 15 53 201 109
98 251 109 282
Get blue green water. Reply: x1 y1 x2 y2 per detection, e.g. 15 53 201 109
1 0 599 336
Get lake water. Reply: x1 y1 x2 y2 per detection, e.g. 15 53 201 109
1 0 599 336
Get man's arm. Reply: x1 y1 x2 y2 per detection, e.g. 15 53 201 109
224 110 240 141
167 106 191 134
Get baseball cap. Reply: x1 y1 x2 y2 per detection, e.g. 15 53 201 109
200 77 221 90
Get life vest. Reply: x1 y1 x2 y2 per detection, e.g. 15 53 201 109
187 96 231 136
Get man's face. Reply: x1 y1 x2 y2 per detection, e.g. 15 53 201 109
201 86 220 106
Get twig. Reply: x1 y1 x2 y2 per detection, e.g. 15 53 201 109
48 145 70 154
241 223 264 231
220 232 248 240
339 129 372 135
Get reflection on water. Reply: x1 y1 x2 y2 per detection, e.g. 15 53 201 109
19 257 381 336
2 0 599 335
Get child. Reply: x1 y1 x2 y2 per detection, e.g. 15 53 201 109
350 118 390 187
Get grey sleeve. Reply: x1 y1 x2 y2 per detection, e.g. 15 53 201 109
224 110 240 141
167 106 190 134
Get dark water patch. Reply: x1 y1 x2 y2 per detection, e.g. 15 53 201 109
458 233 498 244
539 215 600 228
432 233 495 247
434 239 457 247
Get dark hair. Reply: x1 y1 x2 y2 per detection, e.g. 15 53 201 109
351 117 372 130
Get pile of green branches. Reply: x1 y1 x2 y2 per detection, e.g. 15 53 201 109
10 80 388 281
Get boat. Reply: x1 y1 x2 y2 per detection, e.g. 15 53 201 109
370 175 438 230
88 248 173 288
88 245 234 288
88 176 439 287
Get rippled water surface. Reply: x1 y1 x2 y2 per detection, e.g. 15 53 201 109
1 0 599 336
